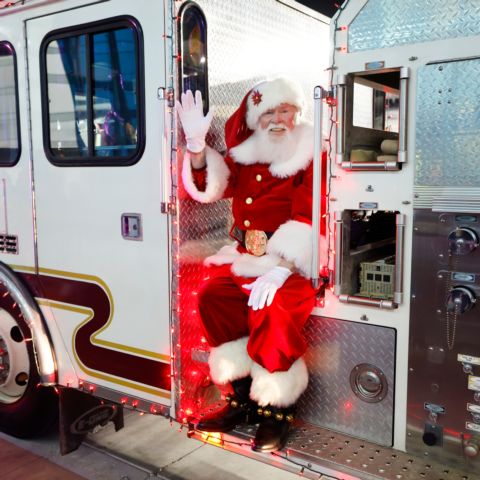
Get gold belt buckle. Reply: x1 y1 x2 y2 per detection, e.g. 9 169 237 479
244 229 268 256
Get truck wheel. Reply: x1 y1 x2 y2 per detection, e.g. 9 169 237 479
0 289 58 438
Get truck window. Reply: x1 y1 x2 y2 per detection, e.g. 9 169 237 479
179 3 209 114
0 42 20 166
41 18 144 165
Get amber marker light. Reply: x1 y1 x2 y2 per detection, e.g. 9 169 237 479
201 432 223 445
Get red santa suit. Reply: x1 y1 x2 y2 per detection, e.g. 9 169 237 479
182 78 316 408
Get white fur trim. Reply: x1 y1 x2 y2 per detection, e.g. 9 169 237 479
267 220 312 278
182 147 230 202
246 78 305 130
204 244 281 277
230 122 313 178
250 358 309 407
208 337 253 385
204 243 241 267
231 253 281 278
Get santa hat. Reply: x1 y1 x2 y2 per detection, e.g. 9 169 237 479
246 78 305 129
224 78 305 151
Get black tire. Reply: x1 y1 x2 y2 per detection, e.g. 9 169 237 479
0 275 58 438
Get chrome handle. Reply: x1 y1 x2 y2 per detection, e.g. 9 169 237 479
334 211 343 295
311 86 324 289
341 161 400 171
336 75 346 165
398 67 409 164
339 294 397 310
394 213 406 304
158 87 173 214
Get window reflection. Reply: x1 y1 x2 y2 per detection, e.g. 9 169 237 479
44 21 141 163
0 42 20 166
181 5 208 113
47 36 88 158
93 28 138 157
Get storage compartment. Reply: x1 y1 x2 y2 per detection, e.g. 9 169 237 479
336 68 409 170
299 316 396 447
334 210 405 308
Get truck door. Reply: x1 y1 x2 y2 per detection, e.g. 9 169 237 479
25 1 172 407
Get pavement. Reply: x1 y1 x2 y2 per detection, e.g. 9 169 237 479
0 410 317 480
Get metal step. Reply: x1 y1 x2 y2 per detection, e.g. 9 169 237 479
192 421 472 480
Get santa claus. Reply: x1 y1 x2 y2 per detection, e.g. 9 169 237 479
176 78 317 452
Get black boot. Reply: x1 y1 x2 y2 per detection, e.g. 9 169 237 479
252 405 295 452
196 377 257 433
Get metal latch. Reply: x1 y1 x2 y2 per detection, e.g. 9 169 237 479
157 87 175 107
161 198 176 215
121 213 142 241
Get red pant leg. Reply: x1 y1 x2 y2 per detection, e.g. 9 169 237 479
198 266 316 373
245 273 316 373
197 264 250 347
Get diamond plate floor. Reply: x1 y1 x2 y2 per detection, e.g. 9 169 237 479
225 422 473 480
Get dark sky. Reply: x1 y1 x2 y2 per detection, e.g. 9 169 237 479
295 0 339 17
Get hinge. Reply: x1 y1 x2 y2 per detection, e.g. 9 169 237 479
157 87 175 108
161 197 177 215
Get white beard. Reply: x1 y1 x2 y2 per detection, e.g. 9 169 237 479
229 120 313 178
244 124 300 165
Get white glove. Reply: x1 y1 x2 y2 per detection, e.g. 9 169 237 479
243 266 292 311
175 90 214 153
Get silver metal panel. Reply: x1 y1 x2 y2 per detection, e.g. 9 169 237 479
415 59 480 189
171 0 326 421
298 316 396 447
214 422 473 480
407 210 480 473
414 186 480 211
348 0 480 52
199 0 324 152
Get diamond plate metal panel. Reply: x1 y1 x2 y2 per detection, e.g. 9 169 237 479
226 422 472 479
172 0 327 419
349 0 480 52
415 59 480 189
298 316 396 447
198 0 327 153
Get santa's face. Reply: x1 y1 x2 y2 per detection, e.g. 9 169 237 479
258 103 299 138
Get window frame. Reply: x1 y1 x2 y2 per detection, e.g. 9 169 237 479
178 2 209 114
40 16 145 167
0 41 21 167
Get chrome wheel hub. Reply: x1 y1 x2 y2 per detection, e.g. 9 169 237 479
0 309 30 404
0 336 9 384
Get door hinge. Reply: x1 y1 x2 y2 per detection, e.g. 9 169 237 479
161 197 177 215
157 87 175 108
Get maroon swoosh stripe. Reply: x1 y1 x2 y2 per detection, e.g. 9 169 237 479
20 272 171 392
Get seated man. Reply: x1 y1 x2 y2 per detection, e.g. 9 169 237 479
176 78 317 452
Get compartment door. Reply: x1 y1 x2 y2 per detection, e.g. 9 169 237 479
26 1 172 406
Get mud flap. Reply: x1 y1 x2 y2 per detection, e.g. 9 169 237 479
58 387 124 455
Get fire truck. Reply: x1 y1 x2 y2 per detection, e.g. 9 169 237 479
0 0 479 478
